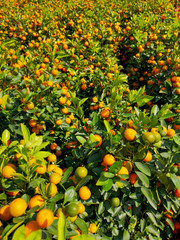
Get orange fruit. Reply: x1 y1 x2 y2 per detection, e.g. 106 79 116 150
78 203 85 214
117 167 129 180
79 186 91 200
175 189 180 198
143 151 152 162
103 154 116 166
59 97 66 104
47 164 58 172
89 223 97 233
9 198 27 217
2 165 16 179
35 164 47 174
129 173 137 185
45 183 57 197
49 173 61 184
26 102 34 110
28 195 44 210
50 143 57 150
124 129 137 141
36 209 54 228
48 154 57 162
25 221 40 237
94 134 102 147
166 129 175 137
53 167 63 176
100 109 110 118
56 119 62 125
29 119 37 127
0 205 12 221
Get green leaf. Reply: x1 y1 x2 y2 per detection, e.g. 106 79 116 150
0 145 7 154
103 179 113 191
12 224 25 240
61 167 73 184
141 187 157 210
33 151 51 160
58 211 66 240
137 95 154 107
102 172 114 178
96 175 109 186
2 94 8 108
146 224 160 237
73 235 95 240
159 113 177 120
169 174 180 189
76 136 86 145
109 161 123 174
74 218 88 234
135 162 151 176
2 129 10 144
104 120 111 133
173 135 180 146
26 230 42 240
75 175 93 191
165 218 174 230
20 124 30 144
78 98 88 107
123 229 130 240
63 186 77 204
89 134 95 143
146 212 158 226
0 192 7 200
135 171 149 187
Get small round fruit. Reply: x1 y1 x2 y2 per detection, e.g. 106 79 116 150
142 132 155 144
89 223 97 234
49 173 61 184
79 186 91 200
66 203 79 217
9 198 27 217
36 209 54 228
110 197 120 207
103 154 115 166
2 165 16 179
75 167 88 178
78 203 85 214
153 132 161 143
124 128 137 141
25 221 40 237
0 205 12 221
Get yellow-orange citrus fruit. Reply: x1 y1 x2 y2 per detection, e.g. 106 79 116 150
35 164 47 174
175 189 180 198
117 167 129 180
124 129 137 141
78 203 85 214
79 186 91 200
45 183 57 197
143 151 152 162
28 195 44 210
94 134 102 147
89 223 97 233
36 209 54 228
166 129 175 137
103 154 116 166
53 167 63 176
49 173 61 184
48 154 57 162
100 109 110 118
0 205 12 221
2 165 16 179
25 221 40 237
9 198 27 217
